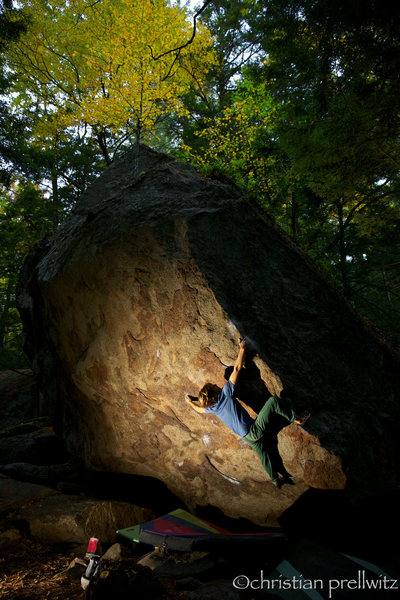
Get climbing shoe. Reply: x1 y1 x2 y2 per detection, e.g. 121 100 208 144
272 478 283 489
280 475 295 486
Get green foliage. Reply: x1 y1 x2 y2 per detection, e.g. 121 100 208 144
169 0 262 162
342 197 400 338
0 182 53 367
5 0 215 153
182 0 400 342
245 0 400 194
0 1 29 183
181 76 276 197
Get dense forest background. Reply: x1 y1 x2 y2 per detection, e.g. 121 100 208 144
1 0 399 368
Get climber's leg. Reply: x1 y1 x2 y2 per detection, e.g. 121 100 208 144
243 434 278 484
269 395 297 422
266 436 293 480
252 395 296 437
243 395 303 486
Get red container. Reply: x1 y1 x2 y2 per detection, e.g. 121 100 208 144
86 537 100 555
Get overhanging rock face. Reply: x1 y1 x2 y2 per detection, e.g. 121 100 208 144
17 146 400 525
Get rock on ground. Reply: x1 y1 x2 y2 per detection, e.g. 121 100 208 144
101 543 134 561
17 145 400 525
0 417 67 466
0 462 79 489
0 527 23 551
138 549 226 580
0 476 58 514
0 370 37 429
0 477 153 545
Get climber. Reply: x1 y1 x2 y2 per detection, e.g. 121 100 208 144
185 338 310 488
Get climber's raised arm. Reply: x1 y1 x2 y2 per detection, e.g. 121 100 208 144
185 394 207 413
229 338 247 386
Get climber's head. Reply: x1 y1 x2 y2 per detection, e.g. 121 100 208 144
198 383 221 408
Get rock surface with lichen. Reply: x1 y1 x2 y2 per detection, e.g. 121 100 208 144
16 145 400 525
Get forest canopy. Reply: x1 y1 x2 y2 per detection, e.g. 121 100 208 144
1 0 399 368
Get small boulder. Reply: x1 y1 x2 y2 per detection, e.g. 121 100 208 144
64 557 88 580
17 491 154 545
0 462 78 488
0 418 66 465
138 548 228 580
0 370 37 429
0 528 23 551
0 477 58 514
101 542 134 561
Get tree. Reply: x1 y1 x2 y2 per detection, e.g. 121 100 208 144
198 0 262 102
0 0 28 182
181 76 277 197
0 1 107 367
20 107 106 225
244 0 400 314
243 0 400 196
168 0 263 159
183 0 400 339
6 0 215 162
0 181 53 367
181 73 319 245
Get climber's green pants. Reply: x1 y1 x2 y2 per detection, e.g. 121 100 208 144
242 395 296 483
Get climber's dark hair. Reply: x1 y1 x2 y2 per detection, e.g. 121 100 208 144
198 383 220 408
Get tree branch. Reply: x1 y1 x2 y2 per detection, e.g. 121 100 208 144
148 0 213 81
75 0 102 24
315 196 370 260
149 0 213 62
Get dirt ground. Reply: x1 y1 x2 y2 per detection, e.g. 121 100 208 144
0 538 86 600
0 537 188 600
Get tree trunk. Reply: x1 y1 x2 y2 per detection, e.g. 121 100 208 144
290 192 299 241
337 200 352 300
0 279 13 352
51 171 59 229
382 269 392 304
96 130 112 165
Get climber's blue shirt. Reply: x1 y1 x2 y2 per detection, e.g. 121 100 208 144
205 380 254 438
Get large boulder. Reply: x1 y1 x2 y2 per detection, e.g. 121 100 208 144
17 146 400 525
